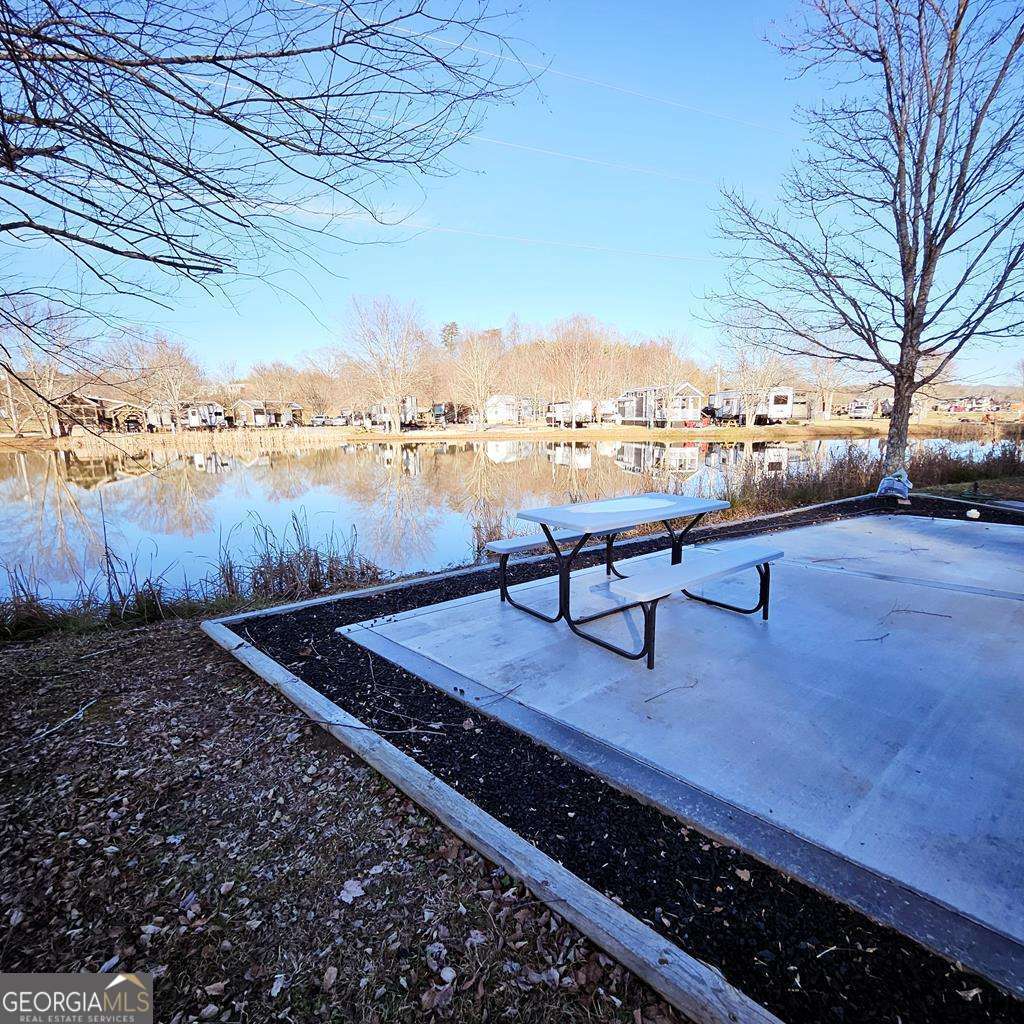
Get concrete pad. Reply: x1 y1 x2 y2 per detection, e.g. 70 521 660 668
341 515 1024 992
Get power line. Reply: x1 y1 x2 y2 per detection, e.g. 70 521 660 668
466 135 719 185
290 0 788 134
290 203 719 261
386 221 719 262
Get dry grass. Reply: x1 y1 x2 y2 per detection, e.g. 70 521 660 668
0 513 386 642
691 439 1024 521
0 621 679 1024
921 475 1024 502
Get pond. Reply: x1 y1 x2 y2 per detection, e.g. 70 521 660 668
0 435 1008 601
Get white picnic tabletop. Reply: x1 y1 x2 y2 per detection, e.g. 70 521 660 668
517 492 729 534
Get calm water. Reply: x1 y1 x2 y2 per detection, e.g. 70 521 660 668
0 436 1003 601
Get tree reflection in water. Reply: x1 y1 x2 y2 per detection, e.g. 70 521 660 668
0 437 895 599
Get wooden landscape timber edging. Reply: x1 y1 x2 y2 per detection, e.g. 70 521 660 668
201 618 784 1024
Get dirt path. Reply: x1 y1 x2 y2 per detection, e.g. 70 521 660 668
0 621 678 1024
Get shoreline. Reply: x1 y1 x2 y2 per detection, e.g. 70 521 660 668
2 417 1019 455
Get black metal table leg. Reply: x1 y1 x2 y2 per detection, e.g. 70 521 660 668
683 563 772 619
497 529 589 624
605 533 628 578
663 512 707 565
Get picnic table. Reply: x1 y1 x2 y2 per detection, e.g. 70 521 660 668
509 492 726 623
487 492 781 669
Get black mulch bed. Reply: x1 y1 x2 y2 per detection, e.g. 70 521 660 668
237 497 1024 1024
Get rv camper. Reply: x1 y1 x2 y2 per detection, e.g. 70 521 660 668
707 388 794 425
848 397 875 420
546 400 593 427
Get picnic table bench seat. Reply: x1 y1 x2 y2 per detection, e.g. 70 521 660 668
485 528 614 556
605 543 783 669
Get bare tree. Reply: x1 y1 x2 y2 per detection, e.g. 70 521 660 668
345 296 424 432
7 316 95 435
640 334 696 426
129 335 204 431
294 358 341 419
451 328 506 427
549 315 601 428
1015 356 1024 402
1 366 23 434
724 328 790 428
800 354 853 421
249 361 297 406
1 1 520 382
714 1 1024 470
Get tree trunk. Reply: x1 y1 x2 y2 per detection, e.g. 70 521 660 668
3 377 21 434
883 372 917 473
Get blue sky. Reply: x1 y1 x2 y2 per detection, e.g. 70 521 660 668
62 1 1024 383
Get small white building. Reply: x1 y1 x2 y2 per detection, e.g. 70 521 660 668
484 394 536 425
546 400 593 427
185 401 227 429
617 383 705 427
370 396 418 427
230 399 301 427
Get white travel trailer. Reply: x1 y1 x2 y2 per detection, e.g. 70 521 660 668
546 400 593 427
484 394 536 425
186 401 227 429
848 397 876 420
708 387 794 425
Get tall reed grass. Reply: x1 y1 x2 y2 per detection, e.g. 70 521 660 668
1 512 385 641
698 439 1024 519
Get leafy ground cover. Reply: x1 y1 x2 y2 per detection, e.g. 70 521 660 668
0 620 678 1024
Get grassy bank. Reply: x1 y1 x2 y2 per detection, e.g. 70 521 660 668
705 437 1024 520
2 415 1020 455
921 475 1024 502
0 621 677 1024
2 440 1022 642
1 513 386 641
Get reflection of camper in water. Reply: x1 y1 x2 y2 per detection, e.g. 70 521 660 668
190 453 232 474
615 442 701 476
483 441 528 464
705 441 791 475
546 442 592 470
372 443 422 477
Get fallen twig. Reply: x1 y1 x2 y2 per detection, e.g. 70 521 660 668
28 698 98 744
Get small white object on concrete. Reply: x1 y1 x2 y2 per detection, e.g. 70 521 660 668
967 508 981 519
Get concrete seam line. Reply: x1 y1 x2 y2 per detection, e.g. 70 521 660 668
200 618 785 1024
